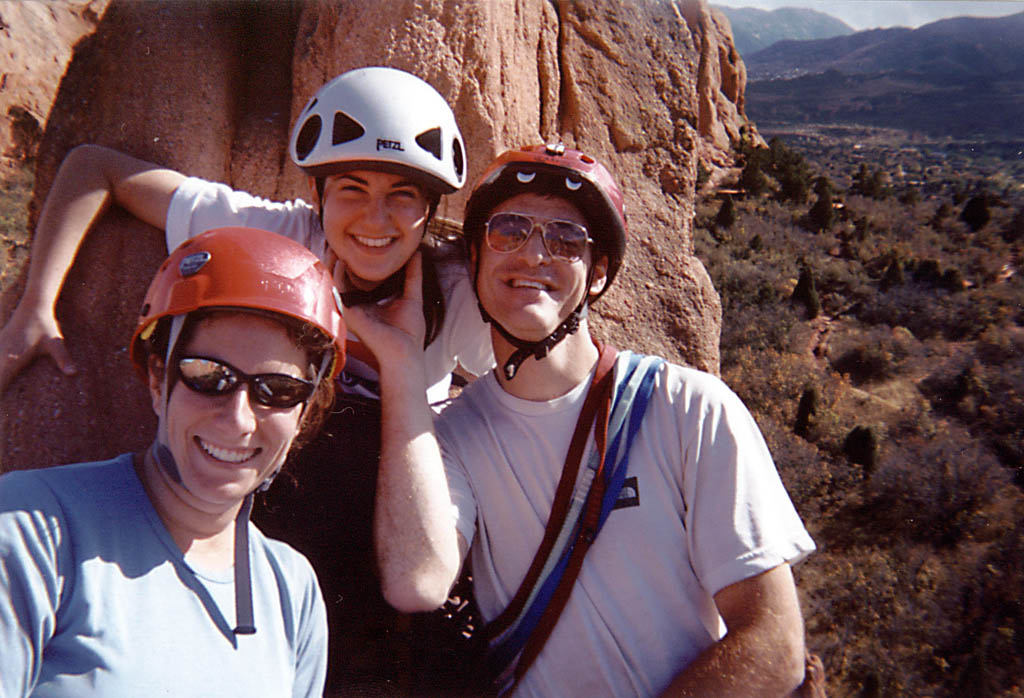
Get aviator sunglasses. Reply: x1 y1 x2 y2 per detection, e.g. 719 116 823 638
485 212 593 262
177 356 315 409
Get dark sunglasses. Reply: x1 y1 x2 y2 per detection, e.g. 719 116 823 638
177 356 314 409
484 212 592 262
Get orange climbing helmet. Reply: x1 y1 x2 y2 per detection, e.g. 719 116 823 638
130 226 346 379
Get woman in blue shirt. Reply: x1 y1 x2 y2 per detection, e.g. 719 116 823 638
0 227 345 697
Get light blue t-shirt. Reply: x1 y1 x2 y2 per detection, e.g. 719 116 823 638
0 454 327 698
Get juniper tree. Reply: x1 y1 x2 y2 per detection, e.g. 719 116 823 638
715 194 736 229
961 194 991 232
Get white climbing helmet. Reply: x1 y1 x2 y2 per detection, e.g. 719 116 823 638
289 66 467 194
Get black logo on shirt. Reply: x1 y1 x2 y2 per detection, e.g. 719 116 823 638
612 476 640 510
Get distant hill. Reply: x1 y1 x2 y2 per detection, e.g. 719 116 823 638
713 5 854 57
743 12 1024 138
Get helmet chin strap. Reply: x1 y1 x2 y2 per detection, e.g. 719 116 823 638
339 267 405 307
151 314 188 486
475 263 596 380
479 301 587 381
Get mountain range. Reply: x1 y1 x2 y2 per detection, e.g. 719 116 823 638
740 11 1024 139
713 5 854 57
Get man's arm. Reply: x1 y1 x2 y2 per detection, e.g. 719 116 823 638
659 563 806 698
341 252 465 612
0 144 184 390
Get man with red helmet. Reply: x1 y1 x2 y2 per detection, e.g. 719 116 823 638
365 144 817 696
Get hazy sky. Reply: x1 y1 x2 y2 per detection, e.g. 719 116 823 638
710 1 1024 30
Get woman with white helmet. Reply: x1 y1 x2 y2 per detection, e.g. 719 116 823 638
0 226 345 698
0 67 493 693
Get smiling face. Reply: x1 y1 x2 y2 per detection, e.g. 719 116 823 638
474 193 607 343
150 313 308 513
318 169 431 290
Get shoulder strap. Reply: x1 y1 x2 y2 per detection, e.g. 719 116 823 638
484 343 617 640
484 348 665 695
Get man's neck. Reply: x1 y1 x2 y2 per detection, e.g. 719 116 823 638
491 320 600 401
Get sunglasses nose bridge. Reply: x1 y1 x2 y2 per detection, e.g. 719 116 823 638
515 218 554 259
213 379 259 428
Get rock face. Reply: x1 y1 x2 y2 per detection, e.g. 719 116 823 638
0 0 110 171
0 0 754 472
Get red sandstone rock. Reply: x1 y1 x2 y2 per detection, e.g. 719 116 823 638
1 0 756 472
0 0 109 170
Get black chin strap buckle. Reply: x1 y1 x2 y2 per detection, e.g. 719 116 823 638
339 268 405 307
499 307 584 380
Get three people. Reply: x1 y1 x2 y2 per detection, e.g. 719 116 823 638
369 144 817 696
0 66 493 691
0 227 345 697
1 59 821 695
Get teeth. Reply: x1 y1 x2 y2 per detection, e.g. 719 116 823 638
511 279 547 290
198 438 258 464
354 235 394 248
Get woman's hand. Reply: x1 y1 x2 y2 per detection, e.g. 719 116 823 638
0 300 76 392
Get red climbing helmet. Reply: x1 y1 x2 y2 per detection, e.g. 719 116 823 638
463 143 627 300
130 227 346 379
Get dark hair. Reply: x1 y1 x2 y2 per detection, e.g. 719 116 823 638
420 231 467 348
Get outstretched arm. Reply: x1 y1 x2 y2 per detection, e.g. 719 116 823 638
0 144 184 391
659 563 807 698
342 252 465 612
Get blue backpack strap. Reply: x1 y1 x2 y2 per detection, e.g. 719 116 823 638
485 350 665 693
598 352 664 526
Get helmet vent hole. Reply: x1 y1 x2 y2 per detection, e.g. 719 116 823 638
415 128 443 160
516 171 536 184
580 154 595 164
452 137 465 178
565 177 582 191
294 115 322 161
332 112 365 146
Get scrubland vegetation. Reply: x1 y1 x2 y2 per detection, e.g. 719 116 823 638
0 163 33 295
696 129 1023 697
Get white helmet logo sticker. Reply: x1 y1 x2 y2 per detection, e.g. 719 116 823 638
179 251 211 277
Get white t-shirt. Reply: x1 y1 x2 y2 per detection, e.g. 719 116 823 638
165 177 494 404
437 355 816 698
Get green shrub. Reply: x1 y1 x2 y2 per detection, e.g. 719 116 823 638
715 195 736 229
832 344 893 385
961 194 992 232
791 266 821 318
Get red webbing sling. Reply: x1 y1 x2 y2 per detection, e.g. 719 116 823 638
482 342 618 694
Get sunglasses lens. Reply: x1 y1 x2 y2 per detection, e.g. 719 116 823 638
177 357 313 409
486 213 532 252
252 375 315 408
542 221 589 261
179 357 237 395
